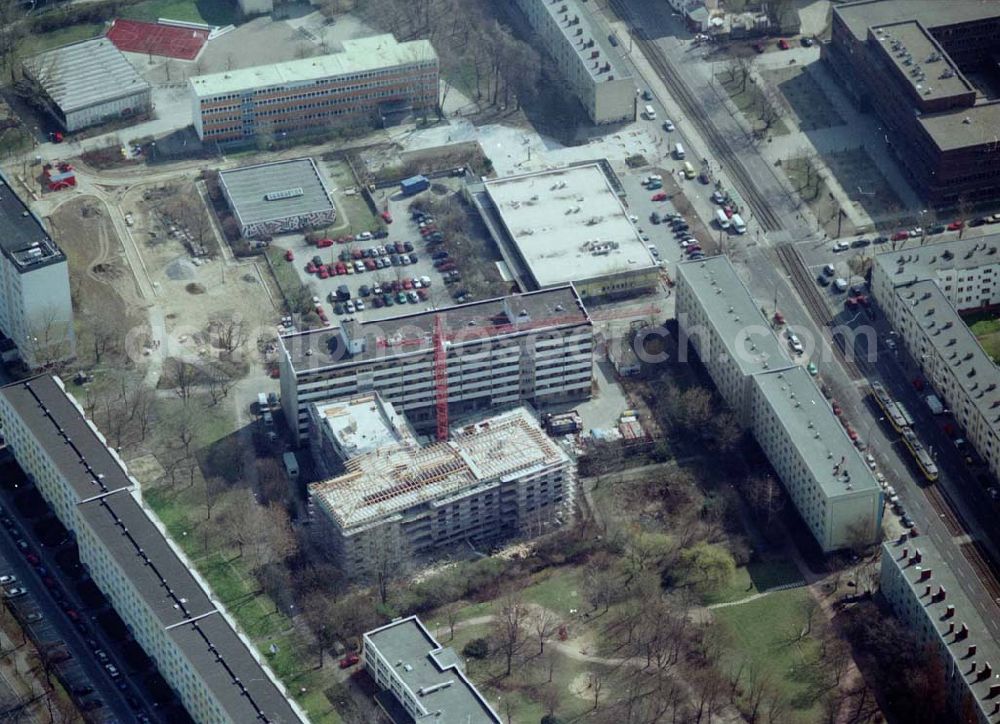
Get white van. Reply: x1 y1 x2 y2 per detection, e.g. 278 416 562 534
643 104 657 120
256 392 268 412
714 209 730 229
731 213 747 234
673 143 685 159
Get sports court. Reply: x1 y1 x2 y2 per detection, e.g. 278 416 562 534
106 19 209 61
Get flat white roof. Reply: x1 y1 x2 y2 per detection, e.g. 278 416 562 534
484 164 657 288
190 34 437 98
314 394 415 459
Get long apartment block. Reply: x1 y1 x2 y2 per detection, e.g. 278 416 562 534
511 0 634 124
310 407 574 579
190 34 439 141
0 173 74 368
871 237 1000 484
676 256 881 552
278 286 594 444
881 534 1000 724
0 376 306 724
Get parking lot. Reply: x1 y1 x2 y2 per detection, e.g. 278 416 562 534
272 189 481 323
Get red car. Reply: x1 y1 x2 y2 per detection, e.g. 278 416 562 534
284 249 294 262
912 378 925 391
891 231 909 241
364 258 376 271
316 238 333 249
402 278 413 290
26 553 39 566
335 263 347 275
947 220 964 231
652 192 668 201
305 262 316 274
847 427 858 441
339 653 360 669
380 211 393 223
832 401 842 416
778 38 790 50
723 206 734 218
318 267 329 279
351 248 364 260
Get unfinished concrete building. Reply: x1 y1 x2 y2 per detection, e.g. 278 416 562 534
309 407 574 579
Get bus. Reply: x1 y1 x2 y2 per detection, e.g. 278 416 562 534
682 161 696 179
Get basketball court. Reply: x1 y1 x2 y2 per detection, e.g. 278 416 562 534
106 19 209 61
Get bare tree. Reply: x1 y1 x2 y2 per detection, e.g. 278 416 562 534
165 358 199 402
443 602 461 641
209 313 249 355
492 588 527 677
532 607 558 655
745 474 785 525
0 0 26 84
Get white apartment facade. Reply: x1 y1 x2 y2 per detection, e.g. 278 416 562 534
880 535 1000 724
511 0 634 124
871 238 1000 483
310 407 574 579
279 287 594 443
749 367 882 551
0 176 74 368
363 616 502 723
677 257 881 552
675 255 794 420
0 376 305 724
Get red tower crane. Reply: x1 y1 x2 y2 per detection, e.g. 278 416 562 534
433 314 449 441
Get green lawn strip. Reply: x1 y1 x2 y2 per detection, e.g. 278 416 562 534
521 566 586 615
424 600 493 632
713 586 825 722
265 245 313 308
19 24 105 56
324 162 379 236
122 0 238 26
702 558 803 605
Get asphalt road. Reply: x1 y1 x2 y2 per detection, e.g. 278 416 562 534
605 0 1000 632
0 472 165 723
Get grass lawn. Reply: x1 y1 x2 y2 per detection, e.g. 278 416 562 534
122 0 239 26
19 24 105 56
713 586 826 722
702 558 803 606
521 566 586 615
963 311 1000 363
265 245 313 311
323 160 379 236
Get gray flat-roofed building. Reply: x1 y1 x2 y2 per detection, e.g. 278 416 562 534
881 535 1000 724
363 616 502 723
870 237 1000 486
479 164 660 300
824 0 1000 205
676 256 881 552
23 38 151 132
0 175 74 368
279 286 594 443
675 256 793 420
219 158 336 238
511 0 634 124
0 376 307 724
749 367 882 552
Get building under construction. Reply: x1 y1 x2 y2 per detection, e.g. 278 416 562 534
278 286 594 444
309 407 574 579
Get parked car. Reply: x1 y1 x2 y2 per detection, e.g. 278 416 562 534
662 120 675 132
833 240 850 252
872 236 888 244
3 587 27 599
651 192 668 201
947 220 964 231
339 653 360 669
817 274 831 286
851 238 870 248
777 38 790 50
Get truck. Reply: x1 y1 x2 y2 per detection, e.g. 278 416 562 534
400 175 430 196
925 394 945 415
